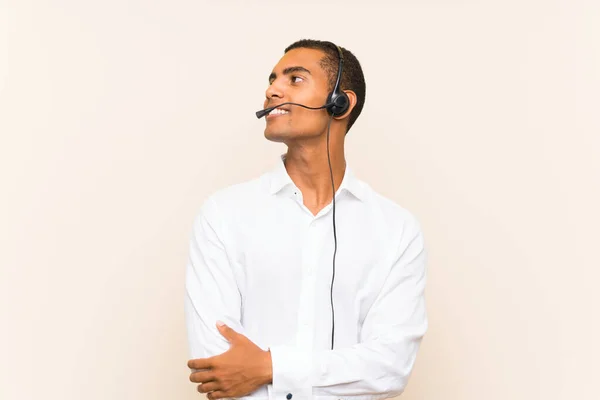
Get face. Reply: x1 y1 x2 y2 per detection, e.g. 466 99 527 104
263 48 332 143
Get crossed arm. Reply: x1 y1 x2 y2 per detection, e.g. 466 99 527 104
184 198 428 399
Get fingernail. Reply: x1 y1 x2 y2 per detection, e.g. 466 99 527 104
216 320 225 327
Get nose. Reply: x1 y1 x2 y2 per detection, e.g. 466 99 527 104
265 79 284 103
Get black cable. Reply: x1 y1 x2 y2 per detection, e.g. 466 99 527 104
326 114 337 350
255 102 333 119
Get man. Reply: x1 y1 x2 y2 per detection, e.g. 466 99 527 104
185 39 427 400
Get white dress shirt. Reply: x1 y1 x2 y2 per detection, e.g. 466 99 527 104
184 155 428 400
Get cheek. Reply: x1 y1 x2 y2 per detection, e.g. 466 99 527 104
290 113 328 133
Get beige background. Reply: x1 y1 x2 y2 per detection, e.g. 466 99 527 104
1 0 598 399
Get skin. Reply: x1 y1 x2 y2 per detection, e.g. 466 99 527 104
187 47 358 399
263 47 358 215
188 322 272 399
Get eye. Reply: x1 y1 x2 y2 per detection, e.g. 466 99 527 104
291 75 304 84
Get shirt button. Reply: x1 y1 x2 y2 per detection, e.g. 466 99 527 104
286 394 293 399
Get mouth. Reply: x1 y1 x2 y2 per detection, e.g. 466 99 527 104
266 106 290 118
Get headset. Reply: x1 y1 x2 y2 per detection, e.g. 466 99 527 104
255 42 349 118
325 43 350 117
255 42 348 350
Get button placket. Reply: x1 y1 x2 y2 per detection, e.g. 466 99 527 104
296 220 318 347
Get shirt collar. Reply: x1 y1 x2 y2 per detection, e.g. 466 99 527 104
268 154 365 201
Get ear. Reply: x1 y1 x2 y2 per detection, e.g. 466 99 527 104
334 89 357 121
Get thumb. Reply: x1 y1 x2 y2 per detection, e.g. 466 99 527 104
216 320 237 341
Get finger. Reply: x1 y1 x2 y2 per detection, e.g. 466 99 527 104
187 358 213 370
217 321 248 344
216 321 236 341
189 370 215 383
207 390 227 400
197 381 219 394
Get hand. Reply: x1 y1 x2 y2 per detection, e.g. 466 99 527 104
188 321 273 399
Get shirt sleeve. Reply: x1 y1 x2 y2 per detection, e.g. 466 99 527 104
184 196 248 361
268 220 428 399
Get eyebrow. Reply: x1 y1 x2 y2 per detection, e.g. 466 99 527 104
269 66 312 82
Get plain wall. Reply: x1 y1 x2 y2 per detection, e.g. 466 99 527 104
1 1 598 399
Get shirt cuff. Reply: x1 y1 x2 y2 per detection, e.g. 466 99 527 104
268 345 312 400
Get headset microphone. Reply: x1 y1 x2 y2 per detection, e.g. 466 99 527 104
256 43 349 120
255 101 334 119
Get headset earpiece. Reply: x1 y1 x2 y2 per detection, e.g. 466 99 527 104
327 90 350 117
326 44 350 117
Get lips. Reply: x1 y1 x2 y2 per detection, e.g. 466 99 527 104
265 106 290 118
268 108 289 116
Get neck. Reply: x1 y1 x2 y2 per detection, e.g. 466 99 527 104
284 133 346 214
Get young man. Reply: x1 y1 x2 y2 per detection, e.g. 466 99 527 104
185 39 428 400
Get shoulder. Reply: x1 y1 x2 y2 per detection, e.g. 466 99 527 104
357 183 427 273
359 180 424 241
195 172 270 221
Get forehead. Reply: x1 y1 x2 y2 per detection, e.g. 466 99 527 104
272 48 327 75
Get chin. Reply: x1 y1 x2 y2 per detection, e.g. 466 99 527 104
264 128 293 143
264 127 321 143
